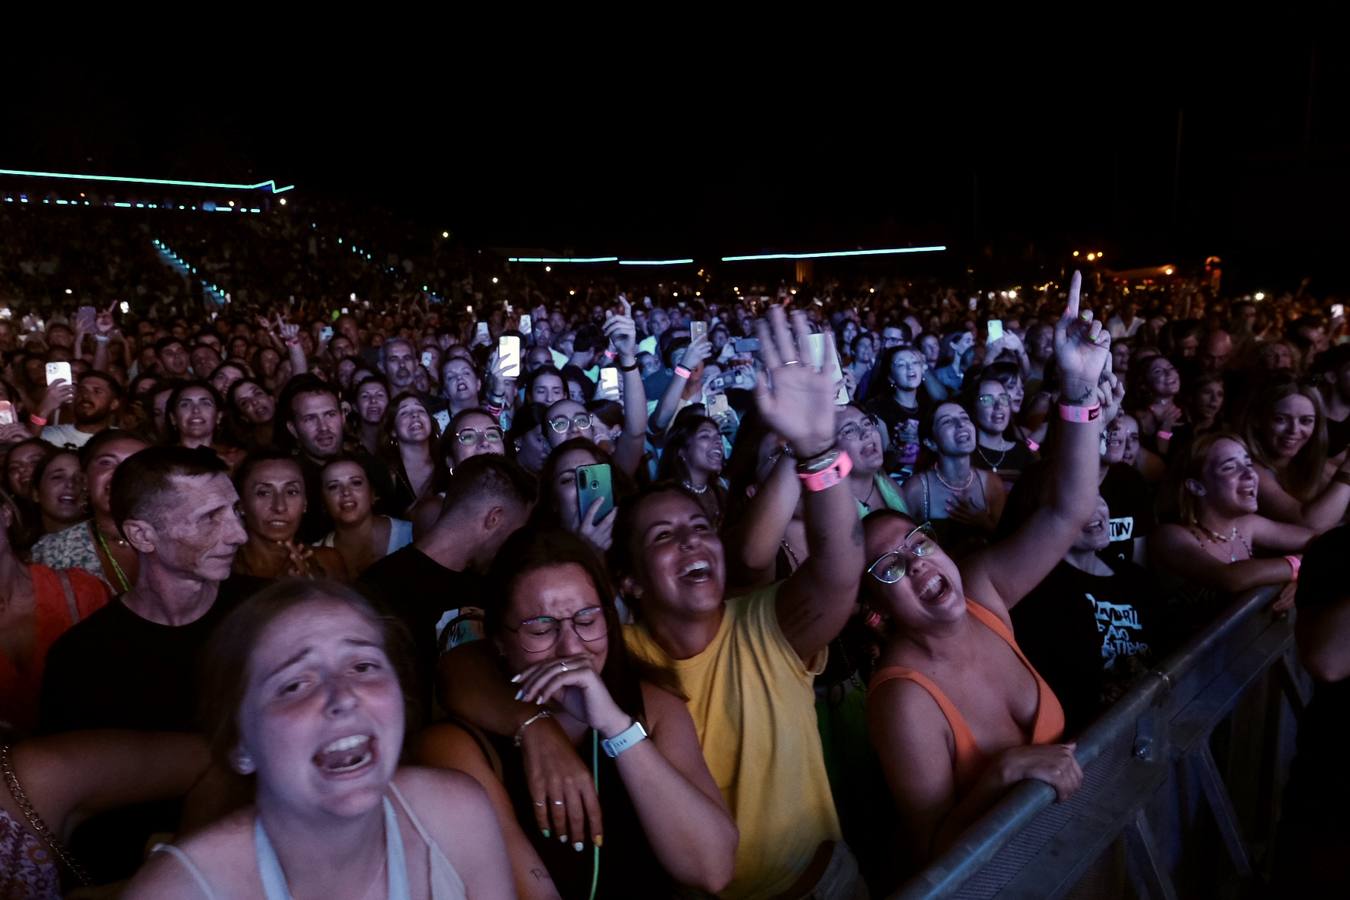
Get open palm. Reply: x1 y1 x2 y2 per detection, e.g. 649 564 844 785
753 307 837 456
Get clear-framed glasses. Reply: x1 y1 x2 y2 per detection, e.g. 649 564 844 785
837 417 879 443
504 605 608 652
548 413 593 433
457 427 503 446
866 522 939 584
977 393 1012 409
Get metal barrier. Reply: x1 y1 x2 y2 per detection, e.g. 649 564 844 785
891 584 1307 899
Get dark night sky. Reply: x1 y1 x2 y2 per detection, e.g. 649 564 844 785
5 27 1350 289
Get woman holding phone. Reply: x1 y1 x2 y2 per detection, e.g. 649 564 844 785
537 439 630 553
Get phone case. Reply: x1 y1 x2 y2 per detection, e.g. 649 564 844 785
576 464 615 526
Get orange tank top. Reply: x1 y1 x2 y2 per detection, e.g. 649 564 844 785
868 599 1065 793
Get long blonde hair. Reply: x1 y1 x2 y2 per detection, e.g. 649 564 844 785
1243 378 1327 502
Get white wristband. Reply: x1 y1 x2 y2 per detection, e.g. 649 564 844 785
600 720 648 758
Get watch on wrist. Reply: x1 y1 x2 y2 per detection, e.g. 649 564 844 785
600 720 648 758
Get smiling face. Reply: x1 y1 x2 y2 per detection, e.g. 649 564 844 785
1074 495 1113 551
1146 358 1181 399
1264 393 1317 460
682 422 725 478
1195 437 1259 516
448 411 505 467
237 598 404 820
930 402 976 456
36 452 85 526
321 461 375 527
628 490 725 622
890 349 925 391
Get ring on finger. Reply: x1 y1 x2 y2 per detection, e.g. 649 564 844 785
782 360 802 367
559 660 570 672
553 799 565 806
534 800 546 808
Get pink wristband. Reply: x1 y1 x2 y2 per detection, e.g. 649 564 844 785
1025 439 1040 453
797 450 853 492
29 415 47 427
1285 555 1301 582
1058 403 1101 424
1157 430 1174 441
674 365 692 379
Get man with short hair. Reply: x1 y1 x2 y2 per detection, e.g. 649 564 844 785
155 336 190 378
40 370 122 449
39 446 254 880
381 336 419 394
360 454 536 706
1200 329 1234 374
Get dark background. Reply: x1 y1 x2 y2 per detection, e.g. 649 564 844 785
5 25 1350 291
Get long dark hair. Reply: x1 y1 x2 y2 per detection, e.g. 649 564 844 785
483 528 683 714
535 438 635 529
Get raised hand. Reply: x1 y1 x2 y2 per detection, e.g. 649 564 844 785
603 296 638 363
96 302 117 335
679 333 713 371
1053 271 1111 404
753 307 838 457
276 314 301 345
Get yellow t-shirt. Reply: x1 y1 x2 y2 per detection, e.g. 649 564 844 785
624 585 841 899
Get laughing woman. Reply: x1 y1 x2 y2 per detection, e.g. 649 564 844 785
125 579 513 898
655 415 727 526
1243 378 1350 532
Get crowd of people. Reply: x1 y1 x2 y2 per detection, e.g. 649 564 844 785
1 199 1349 898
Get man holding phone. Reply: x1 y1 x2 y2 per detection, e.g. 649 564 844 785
40 370 123 449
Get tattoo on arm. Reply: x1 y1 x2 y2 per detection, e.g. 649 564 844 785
530 868 554 882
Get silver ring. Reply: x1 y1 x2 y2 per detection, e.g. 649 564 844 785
553 799 564 806
782 360 802 367
559 660 569 672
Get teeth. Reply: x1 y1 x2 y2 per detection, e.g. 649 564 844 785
322 734 370 754
679 561 710 578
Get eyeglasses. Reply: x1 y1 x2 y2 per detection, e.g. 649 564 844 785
866 522 939 584
977 394 1012 409
547 414 593 433
504 606 608 652
457 427 503 446
836 418 879 443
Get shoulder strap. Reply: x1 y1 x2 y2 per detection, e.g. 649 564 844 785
868 665 978 757
152 844 220 900
965 598 1015 644
389 783 438 849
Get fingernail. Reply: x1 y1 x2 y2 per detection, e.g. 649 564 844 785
573 842 584 852
510 673 522 683
559 834 568 843
513 689 524 701
593 835 603 848
542 829 551 839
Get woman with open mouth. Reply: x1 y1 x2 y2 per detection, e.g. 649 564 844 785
381 393 448 519
863 273 1108 875
1244 378 1350 531
126 579 514 898
31 449 86 538
1149 431 1316 631
656 415 728 527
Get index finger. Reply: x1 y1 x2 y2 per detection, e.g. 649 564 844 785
1064 271 1082 320
619 295 631 316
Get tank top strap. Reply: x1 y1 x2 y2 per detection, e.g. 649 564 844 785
964 599 1066 744
254 799 412 900
389 782 468 899
151 843 220 900
868 665 982 770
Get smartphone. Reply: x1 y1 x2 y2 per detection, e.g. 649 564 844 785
476 322 490 342
733 337 760 354
599 366 620 399
420 350 435 370
77 306 97 332
987 320 1005 342
320 326 334 343
341 307 350 315
691 321 708 343
807 334 850 405
706 392 730 419
968 297 979 311
0 401 13 426
1333 304 1345 319
499 335 522 378
433 409 452 433
575 463 614 526
45 362 72 386
520 314 533 335
119 301 130 314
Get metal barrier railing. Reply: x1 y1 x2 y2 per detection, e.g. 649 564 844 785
891 584 1305 900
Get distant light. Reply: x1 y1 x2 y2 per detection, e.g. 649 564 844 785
544 266 551 273
1255 291 1266 301
569 289 576 296
790 289 797 295
1008 290 1018 299
227 200 235 207
1086 253 1097 261
720 246 945 262
491 277 499 284
734 286 741 292
1072 250 1080 257
441 231 449 238
1096 251 1104 259
1164 267 1175 276
508 256 619 264
0 167 294 193
869 288 876 294
617 259 695 266
695 291 701 297
279 198 287 206
422 284 429 291
673 292 679 297
113 202 132 208
64 289 72 295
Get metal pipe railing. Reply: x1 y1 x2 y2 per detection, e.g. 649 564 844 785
891 584 1285 900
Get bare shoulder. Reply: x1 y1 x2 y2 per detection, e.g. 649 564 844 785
394 766 493 825
868 674 954 756
126 809 256 898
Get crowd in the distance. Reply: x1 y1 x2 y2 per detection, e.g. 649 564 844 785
2 202 1350 898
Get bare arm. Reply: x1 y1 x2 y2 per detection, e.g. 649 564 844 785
1248 514 1315 553
726 450 799 583
651 334 711 433
1255 466 1350 532
752 309 865 662
1148 524 1297 594
605 300 648 477
965 273 1109 615
14 731 210 840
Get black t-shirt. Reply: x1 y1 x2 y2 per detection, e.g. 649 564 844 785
972 440 1038 482
358 546 484 712
867 393 928 475
37 574 265 882
1327 412 1350 460
1286 526 1350 826
1098 463 1156 567
1012 560 1162 735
